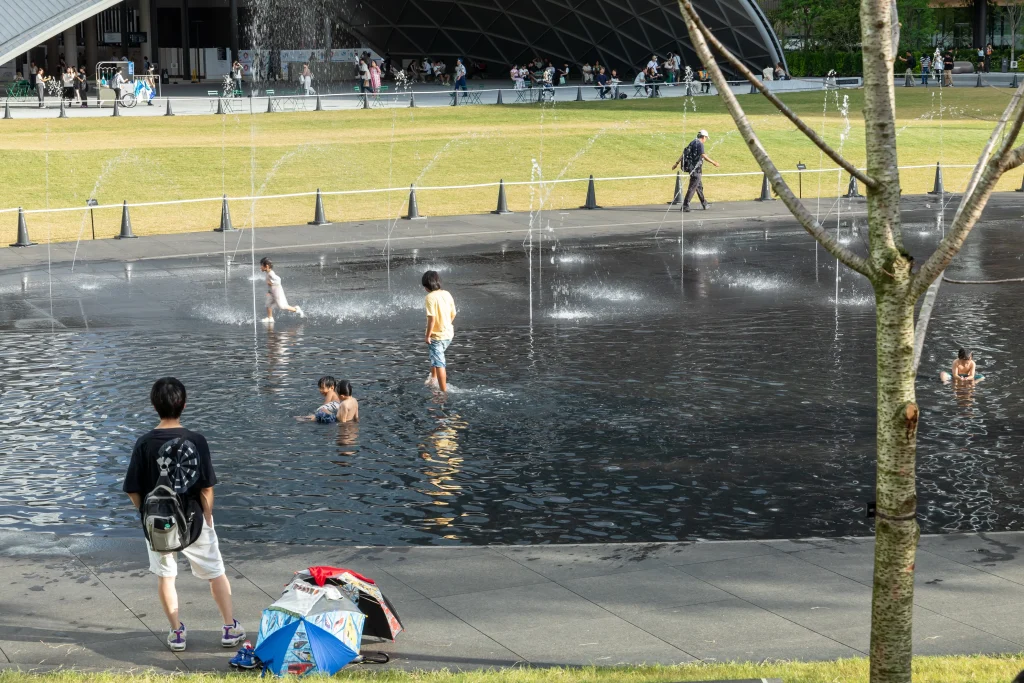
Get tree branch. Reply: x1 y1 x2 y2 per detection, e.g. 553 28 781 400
677 0 871 277
688 7 878 191
909 84 1024 299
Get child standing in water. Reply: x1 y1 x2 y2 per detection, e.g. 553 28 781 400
422 270 457 392
260 257 304 324
334 380 359 423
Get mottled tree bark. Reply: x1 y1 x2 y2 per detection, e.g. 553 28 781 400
675 0 1024 679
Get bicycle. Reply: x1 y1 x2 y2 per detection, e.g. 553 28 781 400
117 90 137 108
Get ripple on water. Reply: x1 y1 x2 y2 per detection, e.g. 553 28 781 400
577 285 643 302
713 272 789 291
304 293 422 323
193 302 255 325
549 308 596 320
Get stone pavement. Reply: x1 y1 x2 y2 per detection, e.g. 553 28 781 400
2 529 1024 673
0 191 985 272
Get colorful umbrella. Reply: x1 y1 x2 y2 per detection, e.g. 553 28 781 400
300 566 404 641
254 578 365 676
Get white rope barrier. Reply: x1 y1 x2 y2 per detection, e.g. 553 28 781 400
0 163 980 217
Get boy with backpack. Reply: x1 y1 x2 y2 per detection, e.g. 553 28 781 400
671 130 720 212
123 377 245 652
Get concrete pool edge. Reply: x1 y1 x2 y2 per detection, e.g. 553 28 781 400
0 192 993 272
3 528 1024 672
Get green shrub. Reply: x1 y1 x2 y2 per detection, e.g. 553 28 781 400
784 51 863 77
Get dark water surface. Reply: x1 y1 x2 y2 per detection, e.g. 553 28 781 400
2 216 1023 545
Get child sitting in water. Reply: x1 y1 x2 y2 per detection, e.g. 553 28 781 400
298 376 342 423
333 380 359 423
940 348 985 384
260 257 304 324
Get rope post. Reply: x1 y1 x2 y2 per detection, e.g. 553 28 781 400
576 85 584 102
58 98 68 118
1011 73 1020 89
668 171 683 205
927 162 945 195
1015 171 1024 192
9 208 35 247
164 99 175 116
315 94 323 111
115 200 137 239
362 92 370 109
580 175 601 210
266 96 274 113
453 90 460 106
409 91 416 107
976 73 983 88
403 184 425 220
842 174 862 198
496 89 503 105
749 82 757 94
755 173 775 201
216 97 225 115
112 98 121 117
492 180 512 215
308 189 332 226
214 194 237 232
3 99 11 120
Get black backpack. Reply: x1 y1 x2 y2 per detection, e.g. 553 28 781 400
682 140 701 173
141 440 199 552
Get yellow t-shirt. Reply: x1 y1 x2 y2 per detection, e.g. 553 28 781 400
425 289 456 341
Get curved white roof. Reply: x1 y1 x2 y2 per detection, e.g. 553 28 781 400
0 0 123 66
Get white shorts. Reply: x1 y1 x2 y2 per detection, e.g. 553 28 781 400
147 517 225 580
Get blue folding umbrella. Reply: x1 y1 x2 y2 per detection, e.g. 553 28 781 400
254 580 366 676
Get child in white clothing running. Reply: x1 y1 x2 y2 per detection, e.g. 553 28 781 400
260 257 304 323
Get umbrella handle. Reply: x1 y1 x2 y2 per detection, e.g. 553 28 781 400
354 651 390 664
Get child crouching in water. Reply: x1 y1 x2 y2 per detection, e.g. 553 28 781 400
297 377 358 423
260 257 304 324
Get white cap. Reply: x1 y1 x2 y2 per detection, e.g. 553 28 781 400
698 129 709 138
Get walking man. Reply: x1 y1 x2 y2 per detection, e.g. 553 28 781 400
672 130 719 212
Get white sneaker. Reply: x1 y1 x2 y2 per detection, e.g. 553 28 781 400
295 306 305 319
167 622 186 651
221 619 246 648
260 317 274 323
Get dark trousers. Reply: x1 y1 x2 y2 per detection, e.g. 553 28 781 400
683 172 705 207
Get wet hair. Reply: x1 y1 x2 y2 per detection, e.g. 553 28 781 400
260 257 272 268
318 376 338 392
957 348 971 360
336 380 353 397
422 270 442 291
151 377 187 419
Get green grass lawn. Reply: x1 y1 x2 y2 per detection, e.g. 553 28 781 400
2 655 1024 682
0 87 1019 244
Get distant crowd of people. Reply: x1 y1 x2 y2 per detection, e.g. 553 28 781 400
897 45 995 87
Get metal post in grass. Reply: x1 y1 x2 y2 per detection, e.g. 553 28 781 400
409 91 416 107
115 200 137 239
165 99 175 116
216 97 225 115
59 98 68 118
403 185 425 220
267 96 274 113
112 98 121 117
492 180 512 215
576 86 584 101
308 189 331 226
315 94 323 111
87 199 98 239
3 99 11 119
10 208 35 247
580 175 601 209
496 89 503 105
215 195 237 232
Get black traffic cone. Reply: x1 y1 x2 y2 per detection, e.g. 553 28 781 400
580 175 601 209
10 208 35 247
842 174 862 198
976 73 983 88
927 162 945 195
492 180 512 214
755 173 775 201
1011 73 1020 89
749 82 757 94
215 195 237 232
453 90 460 106
308 189 331 225
402 184 425 220
115 200 137 239
58 98 68 118
112 98 121 117
668 171 683 205
266 96 274 113
576 86 584 102
3 99 11 119
315 94 323 111
1015 172 1024 192
164 99 175 116
496 89 503 105
362 92 370 109
216 97 225 115
409 91 416 107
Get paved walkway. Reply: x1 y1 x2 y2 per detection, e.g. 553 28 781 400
2 529 1024 673
0 191 990 272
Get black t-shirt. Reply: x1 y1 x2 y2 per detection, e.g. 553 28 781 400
596 73 608 86
686 138 705 174
944 56 954 70
123 428 217 522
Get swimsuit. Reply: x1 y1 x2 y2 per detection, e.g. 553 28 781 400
315 401 341 424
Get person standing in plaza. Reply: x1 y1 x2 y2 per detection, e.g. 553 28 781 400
29 61 37 87
122 377 246 652
897 51 916 86
919 52 930 85
422 270 457 393
231 60 243 95
112 66 127 104
943 50 955 86
76 66 89 107
933 46 944 87
369 59 382 94
35 67 48 108
672 130 719 212
454 58 468 93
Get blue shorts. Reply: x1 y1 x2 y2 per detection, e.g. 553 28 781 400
429 338 452 368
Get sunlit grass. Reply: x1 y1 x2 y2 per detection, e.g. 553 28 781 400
0 87 1017 244
2 654 1024 682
